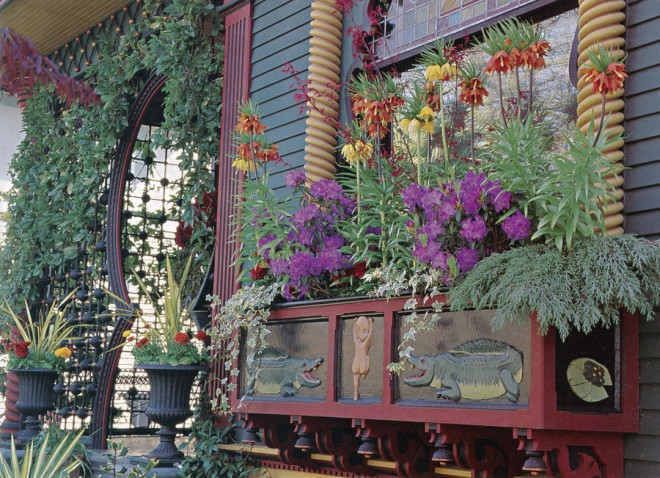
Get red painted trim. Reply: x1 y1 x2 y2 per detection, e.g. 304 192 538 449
228 297 639 434
212 0 253 406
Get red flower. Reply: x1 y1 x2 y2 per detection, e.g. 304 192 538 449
235 113 266 135
521 41 550 70
250 264 269 280
136 338 149 349
196 330 211 345
174 221 193 248
352 262 367 279
8 340 31 358
174 332 190 345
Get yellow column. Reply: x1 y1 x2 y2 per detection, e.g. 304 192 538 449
576 0 626 235
304 0 343 181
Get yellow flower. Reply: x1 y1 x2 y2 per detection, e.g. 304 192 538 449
122 330 131 338
440 63 458 79
232 158 256 173
425 64 444 82
354 140 373 163
419 106 434 123
408 118 421 134
422 120 435 134
54 347 73 359
341 143 357 164
425 63 457 82
399 118 410 133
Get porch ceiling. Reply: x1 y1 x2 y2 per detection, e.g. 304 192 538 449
0 0 131 54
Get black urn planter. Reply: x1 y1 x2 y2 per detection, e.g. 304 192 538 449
138 364 205 466
12 368 58 446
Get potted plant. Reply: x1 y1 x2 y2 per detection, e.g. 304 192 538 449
1 292 78 446
120 256 210 467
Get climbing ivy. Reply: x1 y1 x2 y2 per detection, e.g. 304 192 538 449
0 0 223 307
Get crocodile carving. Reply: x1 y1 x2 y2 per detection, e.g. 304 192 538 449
403 338 523 402
246 346 324 397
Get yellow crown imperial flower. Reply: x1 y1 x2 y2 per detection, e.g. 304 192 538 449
341 143 357 164
232 158 257 173
425 64 444 82
54 347 73 359
419 105 435 123
425 63 457 82
355 139 373 163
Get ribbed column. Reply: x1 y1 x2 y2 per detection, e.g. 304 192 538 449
304 0 344 182
576 0 626 235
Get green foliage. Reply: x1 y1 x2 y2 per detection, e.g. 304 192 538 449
33 423 91 478
178 400 257 478
480 116 621 250
448 235 660 340
209 283 280 413
101 441 157 478
0 428 85 478
338 163 414 278
0 0 222 311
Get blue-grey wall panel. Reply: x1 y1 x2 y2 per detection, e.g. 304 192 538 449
624 0 660 471
251 0 313 192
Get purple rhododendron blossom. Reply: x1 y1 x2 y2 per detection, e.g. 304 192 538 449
414 242 450 270
317 248 349 272
460 216 488 242
418 221 446 240
291 204 320 228
270 258 289 276
324 234 345 250
459 172 486 215
288 252 321 281
309 179 344 201
285 169 307 188
456 247 480 272
421 189 455 224
485 182 512 213
502 210 531 240
402 183 428 213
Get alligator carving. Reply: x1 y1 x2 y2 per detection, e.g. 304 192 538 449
403 338 523 402
246 346 324 397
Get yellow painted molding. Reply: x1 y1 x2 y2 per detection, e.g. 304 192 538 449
577 0 627 235
434 466 473 477
304 0 344 181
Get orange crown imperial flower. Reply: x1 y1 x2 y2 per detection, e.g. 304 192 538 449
581 46 627 95
459 78 489 107
485 50 514 75
235 113 266 135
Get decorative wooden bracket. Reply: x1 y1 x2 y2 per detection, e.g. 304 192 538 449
291 415 369 474
241 412 314 469
353 419 433 477
514 428 623 477
428 423 524 478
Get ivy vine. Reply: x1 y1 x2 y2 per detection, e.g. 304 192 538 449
0 0 223 307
